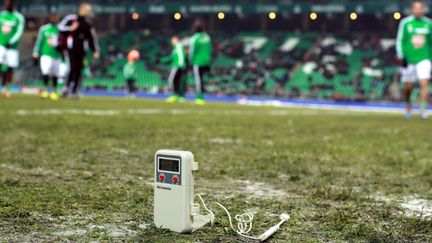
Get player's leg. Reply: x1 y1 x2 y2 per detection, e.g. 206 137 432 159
130 78 136 95
58 62 67 88
62 69 73 97
49 76 59 101
404 83 414 118
40 75 50 98
0 46 6 96
166 68 179 103
125 79 131 95
39 56 51 99
63 52 77 97
419 80 429 119
193 65 206 105
49 58 60 101
69 53 85 99
177 69 186 102
1 48 19 98
416 60 431 119
124 78 129 96
126 78 136 96
1 68 8 98
71 63 84 99
59 54 69 95
173 69 185 102
400 64 416 118
1 68 13 98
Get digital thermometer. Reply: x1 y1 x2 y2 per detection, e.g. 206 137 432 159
153 150 209 233
153 150 289 241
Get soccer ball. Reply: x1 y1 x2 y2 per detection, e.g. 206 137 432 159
127 49 140 61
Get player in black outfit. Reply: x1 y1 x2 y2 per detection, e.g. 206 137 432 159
58 2 99 99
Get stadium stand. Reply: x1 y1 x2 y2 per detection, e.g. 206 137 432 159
21 31 402 100
18 0 432 102
25 30 410 101
16 0 428 4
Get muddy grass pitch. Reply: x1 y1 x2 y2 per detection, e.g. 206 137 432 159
0 95 431 242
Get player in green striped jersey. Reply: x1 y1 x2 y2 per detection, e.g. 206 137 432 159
33 13 62 101
123 49 140 96
189 20 212 105
163 36 187 103
396 0 432 119
0 0 24 98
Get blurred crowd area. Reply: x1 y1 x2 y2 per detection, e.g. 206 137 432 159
20 1 432 101
23 29 410 102
19 0 427 4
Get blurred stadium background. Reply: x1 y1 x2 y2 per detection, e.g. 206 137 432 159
12 0 429 102
2 1 432 242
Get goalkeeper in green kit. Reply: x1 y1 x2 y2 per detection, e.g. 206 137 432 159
397 0 432 119
0 0 24 98
189 19 212 105
33 12 62 101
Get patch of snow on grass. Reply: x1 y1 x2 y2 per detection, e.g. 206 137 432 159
236 180 288 199
399 196 432 217
54 229 87 236
375 194 432 218
139 222 150 230
209 138 242 144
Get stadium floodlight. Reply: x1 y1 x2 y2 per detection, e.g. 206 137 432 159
309 12 318 20
153 150 290 241
217 12 225 20
268 12 277 20
131 12 140 21
394 12 402 20
350 12 358 20
174 12 182 20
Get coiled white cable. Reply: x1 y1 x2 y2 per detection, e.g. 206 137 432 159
213 201 260 240
196 194 289 241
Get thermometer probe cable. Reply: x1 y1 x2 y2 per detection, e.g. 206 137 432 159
196 194 290 242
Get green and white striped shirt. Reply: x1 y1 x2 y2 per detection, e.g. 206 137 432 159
0 10 25 49
396 15 432 64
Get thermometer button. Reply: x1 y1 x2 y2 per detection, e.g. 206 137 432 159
172 176 179 184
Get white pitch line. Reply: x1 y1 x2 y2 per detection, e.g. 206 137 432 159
10 108 399 117
239 100 411 114
15 109 122 116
